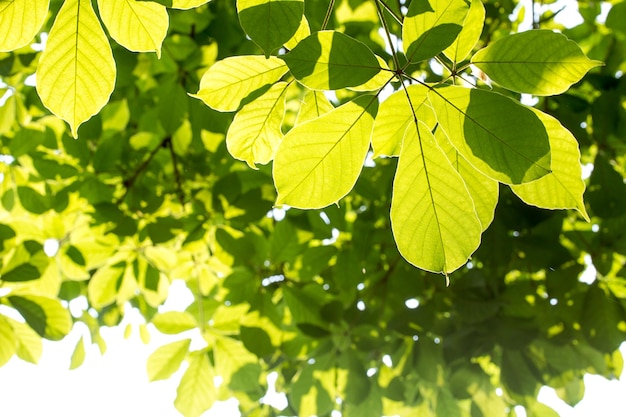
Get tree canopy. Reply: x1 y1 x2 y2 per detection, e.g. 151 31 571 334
1 0 626 416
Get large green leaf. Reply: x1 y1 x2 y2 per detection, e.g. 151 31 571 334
192 55 288 112
274 95 378 209
428 86 551 184
294 90 334 124
8 294 72 340
226 81 288 168
402 0 469 63
36 0 116 137
0 0 49 52
391 121 482 273
98 0 169 57
174 351 216 417
443 0 485 63
471 30 602 96
510 109 589 220
371 84 436 158
282 31 381 90
237 0 304 57
147 339 191 381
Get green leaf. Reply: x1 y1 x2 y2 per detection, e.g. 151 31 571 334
391 121 482 273
0 0 49 52
17 186 50 214
69 336 86 370
471 30 603 96
0 316 16 367
193 55 288 112
436 388 462 417
214 336 259 387
147 338 191 381
443 0 485 63
174 351 216 417
152 311 198 334
8 294 72 340
295 90 334 124
87 261 126 308
97 0 169 57
138 0 211 8
371 84 436 158
282 31 381 90
158 78 190 135
402 0 469 63
226 81 288 168
510 109 589 220
428 86 551 184
274 95 378 209
435 128 498 230
10 319 42 364
36 0 116 137
237 0 304 57
1 240 49 282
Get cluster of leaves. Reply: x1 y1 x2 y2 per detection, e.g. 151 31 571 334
1 0 626 416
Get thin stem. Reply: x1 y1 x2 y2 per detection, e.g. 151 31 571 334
377 0 403 24
321 0 336 30
117 136 170 204
374 0 402 76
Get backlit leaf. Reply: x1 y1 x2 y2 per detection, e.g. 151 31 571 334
274 95 378 209
87 262 125 308
8 294 72 340
98 0 169 57
428 86 551 184
402 0 469 63
139 0 211 8
69 336 85 370
510 109 589 220
10 319 42 364
36 0 116 137
391 121 482 273
193 55 288 112
443 0 485 63
147 338 191 381
0 316 16 367
226 81 289 168
471 30 602 96
152 311 198 334
0 0 49 52
371 84 436 158
174 351 216 417
237 0 304 57
284 14 311 50
295 90 334 124
283 31 381 90
214 336 258 387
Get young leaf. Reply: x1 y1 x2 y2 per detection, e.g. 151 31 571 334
97 0 169 58
237 0 304 57
371 84 436 158
402 0 469 64
226 81 289 168
510 109 589 220
471 30 603 96
192 55 288 112
174 351 216 417
435 128 498 230
0 317 16 367
151 311 198 334
391 121 482 274
282 31 381 90
294 90 334 124
443 0 485 63
0 0 49 52
274 95 378 209
69 336 86 370
10 319 42 364
36 0 116 137
428 86 551 184
147 339 191 381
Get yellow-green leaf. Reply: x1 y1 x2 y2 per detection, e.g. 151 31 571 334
274 95 378 209
87 262 125 309
443 0 485 63
69 336 86 370
36 0 116 137
147 338 191 381
169 0 211 9
391 121 482 273
294 90 334 125
0 315 17 366
10 319 42 364
0 0 49 52
435 128 498 230
348 56 394 92
226 81 289 168
284 14 310 50
428 86 551 184
214 336 258 386
152 311 198 334
8 294 72 341
510 109 589 220
471 30 603 96
192 55 288 112
98 0 169 58
371 84 436 158
402 0 469 63
174 351 216 417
